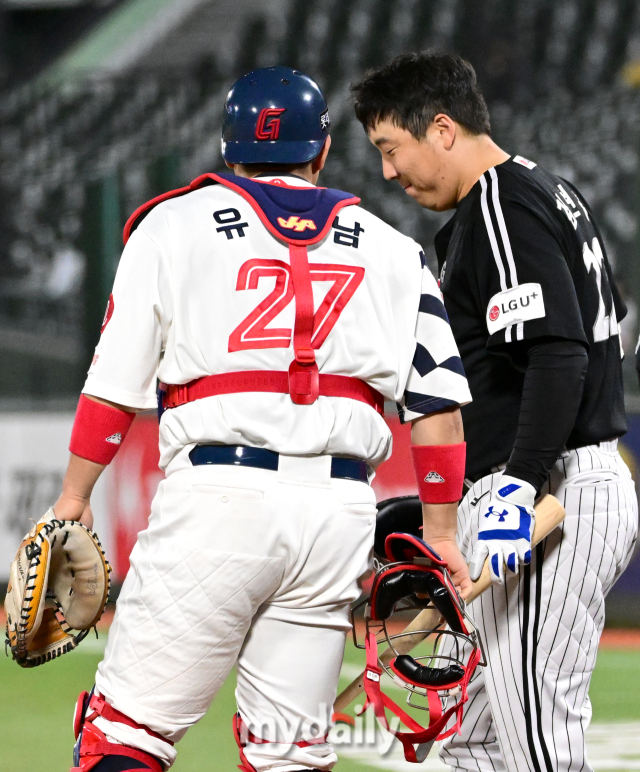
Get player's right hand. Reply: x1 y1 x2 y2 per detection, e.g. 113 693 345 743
424 537 473 599
470 475 536 585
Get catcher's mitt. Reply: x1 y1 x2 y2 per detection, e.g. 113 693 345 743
4 508 111 667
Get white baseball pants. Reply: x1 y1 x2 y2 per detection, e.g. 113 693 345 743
93 455 376 770
440 441 638 772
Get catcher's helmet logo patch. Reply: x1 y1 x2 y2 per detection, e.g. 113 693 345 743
277 215 317 232
255 107 286 140
105 433 122 445
424 471 445 483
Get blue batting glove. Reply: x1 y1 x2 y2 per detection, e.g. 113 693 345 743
469 475 536 585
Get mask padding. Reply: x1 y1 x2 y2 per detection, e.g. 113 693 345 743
418 572 465 634
373 569 433 620
393 654 465 688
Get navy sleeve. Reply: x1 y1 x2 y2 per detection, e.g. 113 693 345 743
397 261 472 423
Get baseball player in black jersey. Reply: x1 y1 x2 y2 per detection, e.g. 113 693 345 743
353 53 638 772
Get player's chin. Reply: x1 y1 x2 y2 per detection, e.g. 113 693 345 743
403 184 421 201
408 187 441 211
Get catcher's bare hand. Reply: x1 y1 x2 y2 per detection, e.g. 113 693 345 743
53 453 106 530
53 492 94 529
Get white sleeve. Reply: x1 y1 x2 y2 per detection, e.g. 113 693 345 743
82 225 170 410
397 262 472 423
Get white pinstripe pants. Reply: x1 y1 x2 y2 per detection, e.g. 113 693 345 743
439 442 638 772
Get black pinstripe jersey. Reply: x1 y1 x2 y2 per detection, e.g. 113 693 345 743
435 156 627 479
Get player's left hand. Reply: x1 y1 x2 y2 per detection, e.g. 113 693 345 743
470 475 536 585
53 492 94 529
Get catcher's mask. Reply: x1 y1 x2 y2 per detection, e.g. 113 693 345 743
351 533 484 763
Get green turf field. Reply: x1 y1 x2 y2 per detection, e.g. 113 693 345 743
1 633 639 772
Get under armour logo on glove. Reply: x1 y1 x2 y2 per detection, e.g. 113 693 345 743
485 506 508 522
470 474 536 585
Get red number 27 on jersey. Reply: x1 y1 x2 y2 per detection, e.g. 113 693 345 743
228 258 365 352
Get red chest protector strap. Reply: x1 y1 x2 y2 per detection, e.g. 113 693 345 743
286 243 317 403
214 173 358 405
160 370 383 414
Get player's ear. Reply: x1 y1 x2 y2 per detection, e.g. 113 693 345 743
431 114 456 151
224 160 235 170
312 135 332 173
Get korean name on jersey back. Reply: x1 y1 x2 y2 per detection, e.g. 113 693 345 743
486 283 545 335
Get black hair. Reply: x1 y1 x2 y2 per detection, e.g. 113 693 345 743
352 51 491 138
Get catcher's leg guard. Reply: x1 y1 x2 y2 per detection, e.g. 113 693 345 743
72 691 166 772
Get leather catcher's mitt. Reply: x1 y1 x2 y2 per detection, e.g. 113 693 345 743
4 508 111 667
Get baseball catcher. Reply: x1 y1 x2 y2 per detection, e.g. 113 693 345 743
50 65 472 772
4 508 111 668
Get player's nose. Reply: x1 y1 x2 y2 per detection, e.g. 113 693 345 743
381 157 398 181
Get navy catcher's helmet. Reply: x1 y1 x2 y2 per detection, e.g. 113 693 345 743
222 66 330 165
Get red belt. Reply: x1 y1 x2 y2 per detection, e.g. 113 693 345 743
160 370 384 415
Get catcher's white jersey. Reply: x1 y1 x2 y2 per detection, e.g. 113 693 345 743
83 174 470 472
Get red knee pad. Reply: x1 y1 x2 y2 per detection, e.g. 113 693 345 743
72 691 168 772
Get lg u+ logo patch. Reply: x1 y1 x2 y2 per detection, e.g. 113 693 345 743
486 282 545 334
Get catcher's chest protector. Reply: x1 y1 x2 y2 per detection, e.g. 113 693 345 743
124 173 359 247
201 175 360 405
126 173 359 406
